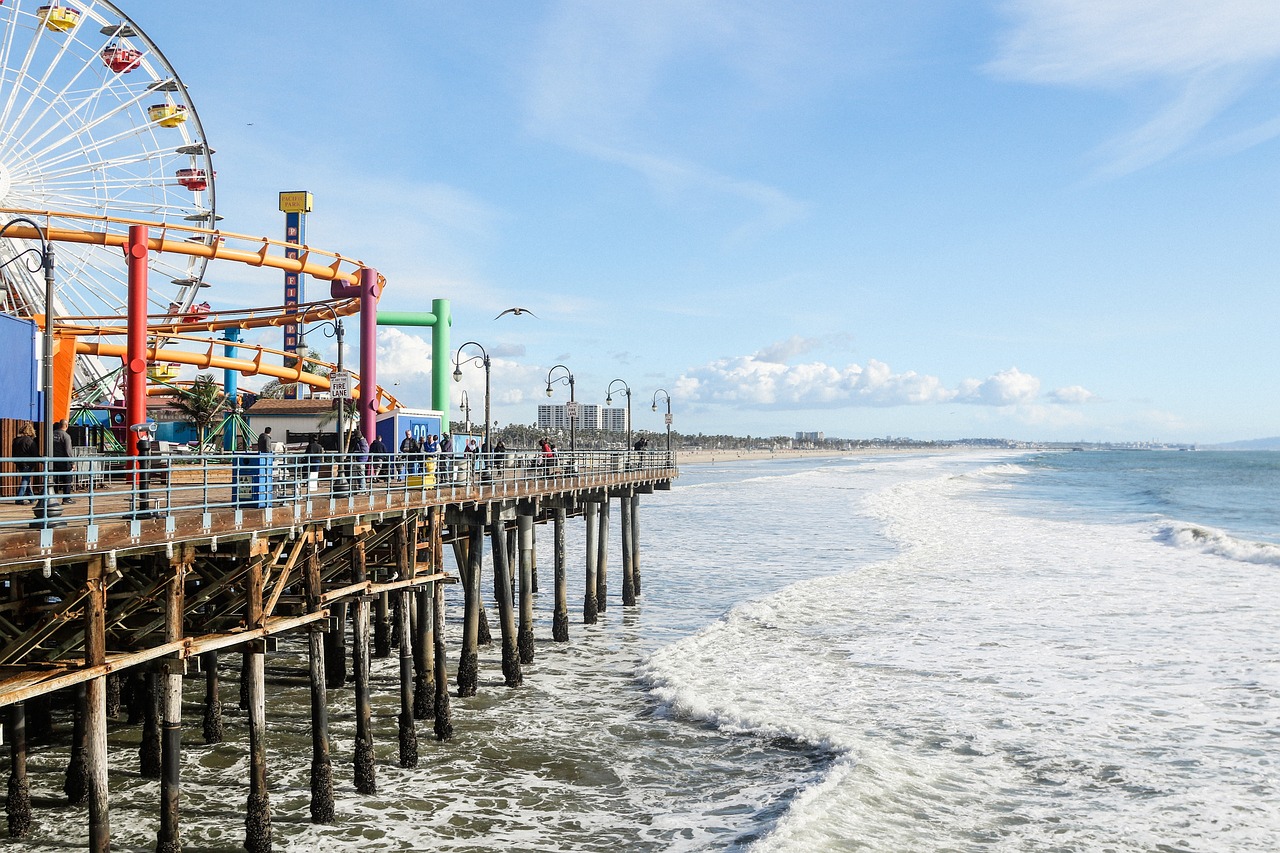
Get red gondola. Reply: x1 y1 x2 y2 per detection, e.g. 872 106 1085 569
100 43 141 73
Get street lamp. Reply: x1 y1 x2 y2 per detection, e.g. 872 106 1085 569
605 378 632 450
453 341 491 452
458 390 472 434
545 364 575 452
303 303 347 456
652 388 672 455
0 217 57 522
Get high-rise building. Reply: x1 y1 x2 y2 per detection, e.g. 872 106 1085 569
599 407 628 432
537 403 602 430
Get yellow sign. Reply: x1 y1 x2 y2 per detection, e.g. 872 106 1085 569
278 191 313 213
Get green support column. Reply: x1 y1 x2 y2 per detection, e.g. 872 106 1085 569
377 298 452 427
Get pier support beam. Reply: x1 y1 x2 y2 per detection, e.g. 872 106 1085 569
140 669 161 778
597 497 610 613
621 491 636 607
374 591 391 659
631 492 642 596
85 557 109 853
414 587 435 716
6 703 30 838
397 589 418 767
432 579 453 740
517 512 535 664
351 536 376 794
305 540 334 824
201 651 223 744
457 522 482 697
490 515 522 687
584 501 599 624
64 685 87 804
157 547 189 853
244 545 272 853
552 508 568 642
324 600 348 690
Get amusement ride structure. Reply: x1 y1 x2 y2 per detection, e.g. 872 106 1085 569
0 0 440 455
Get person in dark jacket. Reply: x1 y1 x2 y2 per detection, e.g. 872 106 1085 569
52 420 74 502
12 422 37 504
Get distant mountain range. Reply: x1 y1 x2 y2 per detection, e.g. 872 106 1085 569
1206 437 1280 451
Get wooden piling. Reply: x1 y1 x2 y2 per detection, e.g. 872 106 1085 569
621 491 636 606
85 555 109 853
304 541 334 824
517 512 535 664
397 589 418 767
351 536 376 795
414 588 435 716
432 579 453 741
64 685 87 804
457 523 481 698
490 516 522 687
157 547 188 853
631 492 642 596
201 651 223 744
140 669 161 778
5 703 30 838
105 674 121 719
244 546 272 853
584 501 599 624
374 591 391 659
552 508 569 642
324 599 348 690
597 497 610 612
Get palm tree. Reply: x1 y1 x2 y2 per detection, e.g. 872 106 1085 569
170 373 228 452
259 349 327 399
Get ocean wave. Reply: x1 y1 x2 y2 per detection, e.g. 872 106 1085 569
1155 522 1280 566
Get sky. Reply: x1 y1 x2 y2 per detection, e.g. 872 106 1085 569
119 0 1280 444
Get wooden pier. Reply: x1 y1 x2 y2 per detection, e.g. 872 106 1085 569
0 451 675 851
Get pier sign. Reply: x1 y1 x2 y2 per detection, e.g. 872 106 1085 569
329 370 352 399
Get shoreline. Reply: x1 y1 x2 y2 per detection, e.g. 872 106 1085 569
672 446 978 465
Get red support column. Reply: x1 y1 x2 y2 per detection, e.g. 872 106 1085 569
125 225 149 456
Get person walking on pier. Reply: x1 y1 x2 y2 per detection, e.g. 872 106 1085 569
52 420 74 502
347 431 369 490
400 429 418 478
257 427 273 453
12 421 37 504
370 435 387 482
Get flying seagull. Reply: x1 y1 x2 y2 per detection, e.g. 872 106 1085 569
495 307 538 319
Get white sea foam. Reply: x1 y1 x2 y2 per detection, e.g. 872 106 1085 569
1156 521 1280 566
641 455 1280 852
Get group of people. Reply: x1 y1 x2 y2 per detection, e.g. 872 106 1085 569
11 420 76 504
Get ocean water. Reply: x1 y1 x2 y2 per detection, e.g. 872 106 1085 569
10 451 1280 851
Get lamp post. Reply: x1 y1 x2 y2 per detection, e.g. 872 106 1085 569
453 341 490 452
545 364 575 452
459 390 472 435
0 217 56 522
605 379 632 450
652 389 672 455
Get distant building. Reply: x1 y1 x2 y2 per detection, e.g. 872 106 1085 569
538 403 602 431
599 406 628 432
795 431 824 442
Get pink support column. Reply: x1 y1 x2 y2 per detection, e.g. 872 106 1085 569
331 267 380 440
125 226 149 457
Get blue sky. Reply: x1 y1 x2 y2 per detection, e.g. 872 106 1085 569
130 1 1280 443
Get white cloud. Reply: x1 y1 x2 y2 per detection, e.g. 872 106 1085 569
755 335 822 364
678 351 1049 409
1049 384 1096 404
988 0 1280 172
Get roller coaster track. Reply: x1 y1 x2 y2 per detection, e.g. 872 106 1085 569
0 207 395 407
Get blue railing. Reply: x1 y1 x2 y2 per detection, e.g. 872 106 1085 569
0 448 676 530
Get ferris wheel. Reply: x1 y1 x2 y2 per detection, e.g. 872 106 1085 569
0 1 216 336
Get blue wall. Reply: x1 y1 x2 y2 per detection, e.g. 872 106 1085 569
0 315 38 422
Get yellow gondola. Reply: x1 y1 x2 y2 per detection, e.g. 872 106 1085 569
148 102 188 128
37 5 81 33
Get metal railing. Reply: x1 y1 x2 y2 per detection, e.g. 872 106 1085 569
0 448 677 531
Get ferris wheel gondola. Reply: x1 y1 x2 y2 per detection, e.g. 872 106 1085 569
0 0 217 399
